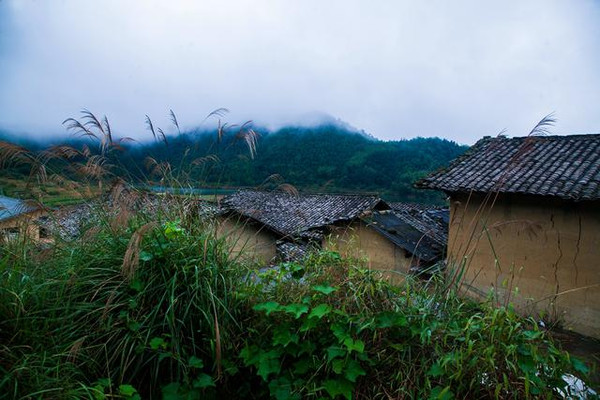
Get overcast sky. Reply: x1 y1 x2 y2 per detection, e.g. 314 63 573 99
1 0 600 144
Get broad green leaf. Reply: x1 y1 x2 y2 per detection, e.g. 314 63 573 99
240 344 260 365
127 321 141 332
273 324 299 347
571 357 590 375
257 350 282 380
313 285 337 295
119 384 137 396
96 378 111 388
518 356 536 374
149 337 167 350
343 338 365 354
323 378 354 400
300 316 319 332
193 373 215 388
282 303 309 319
327 346 346 362
298 340 317 356
331 323 350 342
269 377 301 400
119 384 140 399
253 301 281 316
427 362 444 377
332 359 344 374
188 356 204 369
129 279 144 291
375 311 408 328
293 358 311 374
308 304 332 319
92 385 107 400
522 330 542 340
344 359 366 382
139 251 153 262
161 382 180 400
429 386 454 400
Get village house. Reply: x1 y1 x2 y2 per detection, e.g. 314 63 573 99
218 189 447 280
416 134 600 338
0 195 47 242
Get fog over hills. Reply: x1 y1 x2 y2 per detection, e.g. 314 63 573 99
0 120 467 204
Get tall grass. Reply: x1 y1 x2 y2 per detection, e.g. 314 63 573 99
2 221 591 398
0 111 595 399
0 193 251 398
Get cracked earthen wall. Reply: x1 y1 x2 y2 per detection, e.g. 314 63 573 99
0 210 46 242
325 221 413 284
448 192 600 338
216 216 279 264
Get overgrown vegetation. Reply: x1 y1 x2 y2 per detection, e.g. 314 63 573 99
0 110 595 398
0 206 593 398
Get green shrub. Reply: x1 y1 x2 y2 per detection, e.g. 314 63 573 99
0 207 594 399
239 252 592 399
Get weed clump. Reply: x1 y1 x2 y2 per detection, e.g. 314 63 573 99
1 218 592 399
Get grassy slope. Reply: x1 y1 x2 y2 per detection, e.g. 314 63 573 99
0 176 100 206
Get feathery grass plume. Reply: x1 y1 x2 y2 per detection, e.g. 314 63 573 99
81 109 106 137
511 113 556 163
63 116 96 139
169 109 181 134
277 183 299 196
143 156 158 173
121 222 158 280
42 145 83 162
102 115 113 144
157 127 168 147
527 112 556 137
81 144 92 157
204 107 229 122
257 173 284 190
28 162 47 184
191 154 220 166
0 141 34 168
78 155 108 180
235 121 259 159
145 115 157 141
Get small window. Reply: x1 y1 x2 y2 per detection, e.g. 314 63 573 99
39 226 50 239
2 227 20 241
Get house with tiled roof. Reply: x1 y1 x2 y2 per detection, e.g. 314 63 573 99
416 134 600 338
0 195 47 242
218 189 447 279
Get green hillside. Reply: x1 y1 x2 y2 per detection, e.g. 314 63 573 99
128 125 467 203
0 124 467 204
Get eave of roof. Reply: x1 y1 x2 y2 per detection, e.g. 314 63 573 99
415 134 600 201
0 196 40 222
220 189 386 237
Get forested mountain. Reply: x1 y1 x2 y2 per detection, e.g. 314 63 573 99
122 125 467 203
0 124 467 203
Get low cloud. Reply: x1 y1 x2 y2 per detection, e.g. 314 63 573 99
1 0 599 144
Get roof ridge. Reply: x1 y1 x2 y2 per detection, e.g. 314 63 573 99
234 188 381 197
486 133 600 141
415 133 600 201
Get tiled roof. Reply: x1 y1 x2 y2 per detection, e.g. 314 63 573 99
415 134 600 201
0 195 38 222
221 189 384 237
389 202 439 214
390 203 449 245
365 204 448 262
